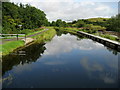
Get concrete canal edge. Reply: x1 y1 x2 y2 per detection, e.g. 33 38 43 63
77 31 120 52
22 38 35 45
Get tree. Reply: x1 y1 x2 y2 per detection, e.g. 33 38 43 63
56 19 63 27
2 2 49 34
106 14 120 32
76 20 85 28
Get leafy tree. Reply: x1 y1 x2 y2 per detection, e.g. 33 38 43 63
76 20 85 28
106 14 120 32
2 2 49 34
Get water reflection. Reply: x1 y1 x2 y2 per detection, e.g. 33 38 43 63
2 43 46 75
43 34 105 56
80 57 118 84
2 32 119 88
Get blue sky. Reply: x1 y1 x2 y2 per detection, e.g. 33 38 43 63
10 0 119 21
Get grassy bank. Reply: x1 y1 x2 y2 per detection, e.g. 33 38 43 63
0 40 24 55
82 29 120 42
93 33 120 42
54 27 120 42
32 27 56 43
1 27 56 56
54 27 79 34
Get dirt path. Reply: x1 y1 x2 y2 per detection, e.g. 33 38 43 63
0 29 49 44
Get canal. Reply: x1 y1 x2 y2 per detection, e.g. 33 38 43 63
2 32 119 88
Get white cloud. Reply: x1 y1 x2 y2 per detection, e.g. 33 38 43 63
42 34 104 56
13 63 33 74
80 57 118 84
103 77 116 84
10 0 118 21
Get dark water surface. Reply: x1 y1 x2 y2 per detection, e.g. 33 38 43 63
2 33 119 88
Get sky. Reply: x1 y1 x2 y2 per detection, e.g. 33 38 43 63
9 0 119 22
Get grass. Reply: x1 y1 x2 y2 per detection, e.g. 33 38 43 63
1 28 45 39
26 29 45 36
54 27 120 42
0 40 24 55
32 28 56 43
54 27 80 34
2 26 119 56
64 28 120 42
1 27 56 56
93 33 120 42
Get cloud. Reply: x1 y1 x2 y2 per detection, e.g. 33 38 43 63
13 63 33 74
80 57 118 84
103 77 116 84
10 0 118 21
80 57 104 72
44 61 64 65
43 33 104 56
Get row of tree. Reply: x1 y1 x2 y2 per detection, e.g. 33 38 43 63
2 2 120 34
2 2 50 34
51 19 69 27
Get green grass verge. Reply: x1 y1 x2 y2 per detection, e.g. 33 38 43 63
32 28 56 43
93 33 120 42
0 40 24 55
26 29 45 36
1 27 56 56
54 27 120 42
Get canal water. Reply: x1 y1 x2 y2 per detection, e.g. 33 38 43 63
2 32 119 88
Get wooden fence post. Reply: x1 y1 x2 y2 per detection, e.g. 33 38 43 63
17 34 18 40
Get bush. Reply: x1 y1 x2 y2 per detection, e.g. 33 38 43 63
20 29 32 34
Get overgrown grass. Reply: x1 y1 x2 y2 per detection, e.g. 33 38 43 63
54 27 80 34
54 27 120 42
0 40 24 55
26 28 45 36
32 28 56 43
93 33 120 42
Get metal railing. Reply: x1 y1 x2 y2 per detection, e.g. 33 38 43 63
0 34 26 40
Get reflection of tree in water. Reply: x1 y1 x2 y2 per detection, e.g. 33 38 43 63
106 47 118 55
55 28 85 39
2 43 46 75
56 29 67 36
55 28 119 55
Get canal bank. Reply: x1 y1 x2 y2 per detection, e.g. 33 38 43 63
77 31 120 52
1 28 56 56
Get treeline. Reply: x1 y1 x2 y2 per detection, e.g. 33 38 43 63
51 18 108 32
51 19 69 27
2 2 120 34
51 15 120 32
2 2 50 34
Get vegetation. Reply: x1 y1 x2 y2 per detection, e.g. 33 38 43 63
2 2 50 34
1 27 56 56
93 33 120 42
0 40 24 55
51 19 69 27
106 14 120 32
1 2 120 56
32 27 56 43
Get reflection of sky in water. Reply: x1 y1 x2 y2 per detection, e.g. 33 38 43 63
43 34 104 56
3 33 119 88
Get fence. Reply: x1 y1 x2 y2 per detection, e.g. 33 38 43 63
0 34 26 40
